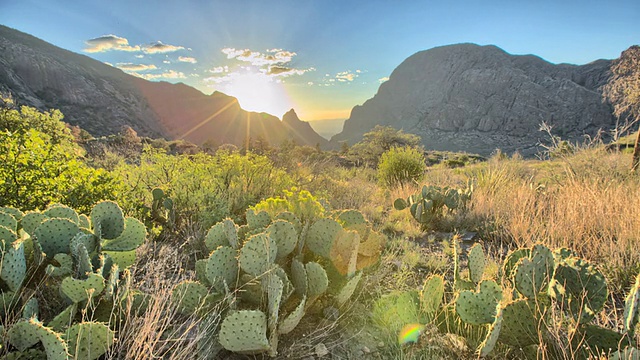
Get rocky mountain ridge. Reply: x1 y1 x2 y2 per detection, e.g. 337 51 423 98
331 43 633 156
0 25 327 148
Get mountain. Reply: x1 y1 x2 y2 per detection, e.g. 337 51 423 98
0 25 327 148
331 43 625 156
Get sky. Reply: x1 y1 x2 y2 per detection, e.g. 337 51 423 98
1 0 639 122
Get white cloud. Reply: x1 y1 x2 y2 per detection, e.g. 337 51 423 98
116 63 157 72
266 66 314 77
84 35 140 53
210 66 229 74
307 81 314 86
178 56 197 64
221 48 296 67
336 71 357 82
378 76 390 83
142 41 185 54
163 60 171 64
135 54 144 58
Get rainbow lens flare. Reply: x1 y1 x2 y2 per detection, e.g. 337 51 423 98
398 323 426 345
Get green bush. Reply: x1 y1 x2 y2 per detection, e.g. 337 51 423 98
0 105 123 212
377 146 426 188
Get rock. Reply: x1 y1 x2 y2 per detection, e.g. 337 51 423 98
331 43 625 156
362 346 371 353
315 343 329 357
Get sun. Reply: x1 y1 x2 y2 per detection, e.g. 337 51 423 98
217 71 293 117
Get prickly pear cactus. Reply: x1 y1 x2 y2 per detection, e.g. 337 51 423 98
514 244 554 299
204 222 229 251
44 205 79 225
306 262 329 299
306 218 342 258
498 299 540 347
290 259 307 297
246 209 271 230
579 324 631 354
0 206 23 222
90 201 125 240
60 273 105 303
329 229 360 276
278 295 307 334
65 322 114 360
1 239 26 291
8 318 69 360
468 244 485 285
549 257 608 323
205 246 238 292
239 233 277 278
171 281 209 314
20 212 48 236
48 304 78 332
218 310 270 353
0 211 18 232
336 272 363 306
479 306 503 357
266 274 283 356
455 280 502 325
22 297 38 319
265 220 297 261
420 274 444 317
336 209 366 227
101 217 146 251
34 218 79 258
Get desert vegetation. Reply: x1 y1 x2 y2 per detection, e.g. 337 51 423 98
1 99 639 359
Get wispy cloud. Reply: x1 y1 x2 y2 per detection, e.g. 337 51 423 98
378 76 390 83
221 48 296 67
84 35 185 55
142 41 185 54
116 63 157 72
209 47 312 83
178 56 197 64
84 35 140 53
266 66 314 77
132 70 187 80
335 71 358 82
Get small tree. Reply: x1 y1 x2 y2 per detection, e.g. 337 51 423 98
349 125 422 167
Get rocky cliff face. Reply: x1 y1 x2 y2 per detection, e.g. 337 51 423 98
0 25 326 147
332 43 620 155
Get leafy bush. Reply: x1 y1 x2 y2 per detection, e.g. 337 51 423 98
377 146 426 188
0 104 123 212
348 125 422 167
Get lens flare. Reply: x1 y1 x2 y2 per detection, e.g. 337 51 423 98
398 323 426 345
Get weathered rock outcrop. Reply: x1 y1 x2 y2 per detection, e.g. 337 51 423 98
332 43 621 155
0 25 326 147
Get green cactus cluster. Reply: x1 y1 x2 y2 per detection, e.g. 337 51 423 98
0 202 148 359
141 187 175 233
382 238 640 358
171 205 387 357
394 182 473 230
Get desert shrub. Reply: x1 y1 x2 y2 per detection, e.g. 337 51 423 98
378 146 426 188
0 104 123 212
348 125 422 167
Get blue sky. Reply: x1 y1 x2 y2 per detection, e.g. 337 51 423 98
1 0 639 121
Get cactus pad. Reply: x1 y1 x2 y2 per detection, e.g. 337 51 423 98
206 246 238 292
502 248 530 282
246 209 271 230
1 239 26 291
266 220 297 261
514 244 554 299
90 201 125 240
9 318 69 360
78 214 91 230
8 320 41 351
306 218 342 258
279 295 307 335
70 232 98 256
479 307 503 357
274 211 301 233
219 310 270 353
222 219 238 249
266 274 283 356
102 217 146 251
22 297 39 319
420 274 445 317
336 272 363 306
498 299 539 347
306 261 329 299
44 205 79 225
336 209 366 227
65 322 114 360
171 280 209 314
329 229 360 276
550 257 608 323
468 243 486 284
34 218 79 258
195 259 211 286
20 212 48 236
580 324 630 354
291 259 307 297
0 211 18 232
239 233 277 277
47 254 74 278
0 206 23 221
102 249 137 269
0 226 18 245
455 280 502 325
204 222 230 252
61 273 105 303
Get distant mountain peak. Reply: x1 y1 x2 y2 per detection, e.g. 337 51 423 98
0 25 326 148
